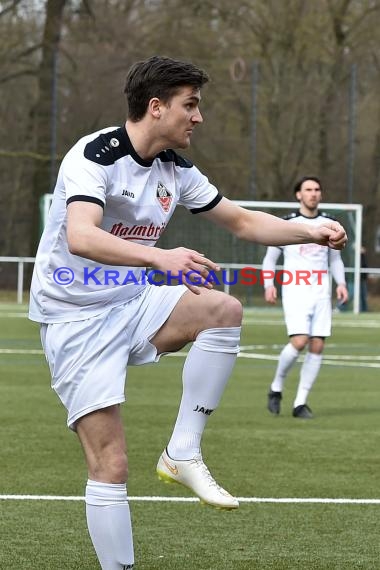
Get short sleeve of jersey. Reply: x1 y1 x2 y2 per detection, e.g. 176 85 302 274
62 139 110 208
176 163 221 213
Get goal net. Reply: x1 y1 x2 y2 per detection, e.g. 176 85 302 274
39 195 363 313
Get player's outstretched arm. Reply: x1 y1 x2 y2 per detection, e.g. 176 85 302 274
201 198 347 250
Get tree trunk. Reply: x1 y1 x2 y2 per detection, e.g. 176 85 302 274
29 0 67 255
368 115 380 264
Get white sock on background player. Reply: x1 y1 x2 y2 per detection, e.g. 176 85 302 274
294 352 322 407
271 342 300 392
167 327 241 460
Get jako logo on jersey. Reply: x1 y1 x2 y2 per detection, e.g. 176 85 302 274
122 188 135 198
193 405 214 415
156 181 172 212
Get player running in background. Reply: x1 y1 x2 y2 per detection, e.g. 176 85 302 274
29 58 347 570
263 176 349 419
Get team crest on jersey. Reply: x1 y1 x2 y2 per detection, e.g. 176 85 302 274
156 182 172 212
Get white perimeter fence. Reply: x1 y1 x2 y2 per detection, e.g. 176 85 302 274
0 256 379 313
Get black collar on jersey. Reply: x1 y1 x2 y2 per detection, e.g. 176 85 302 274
296 209 337 221
120 125 194 169
84 124 194 169
283 210 319 220
297 209 320 220
83 125 155 168
118 125 156 167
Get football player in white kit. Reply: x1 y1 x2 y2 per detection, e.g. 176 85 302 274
263 176 349 419
29 58 347 570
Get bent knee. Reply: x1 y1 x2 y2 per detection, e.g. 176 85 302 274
290 335 309 352
217 294 243 327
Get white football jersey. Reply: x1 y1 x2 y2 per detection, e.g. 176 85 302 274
262 211 346 302
29 126 221 323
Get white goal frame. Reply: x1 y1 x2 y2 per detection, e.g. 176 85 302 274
234 201 363 314
40 195 363 313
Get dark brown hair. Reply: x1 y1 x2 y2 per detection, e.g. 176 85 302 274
124 56 209 121
293 176 322 195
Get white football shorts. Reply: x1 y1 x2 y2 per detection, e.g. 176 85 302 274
283 296 332 338
40 284 187 429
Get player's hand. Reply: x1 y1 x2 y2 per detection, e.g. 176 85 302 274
152 247 220 294
336 284 349 304
311 222 348 250
264 285 277 304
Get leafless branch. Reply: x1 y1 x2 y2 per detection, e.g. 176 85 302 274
0 0 22 19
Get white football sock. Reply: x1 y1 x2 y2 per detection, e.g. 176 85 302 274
85 479 134 570
294 352 322 407
167 327 241 460
271 342 299 392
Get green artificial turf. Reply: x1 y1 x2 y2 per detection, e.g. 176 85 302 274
0 305 379 569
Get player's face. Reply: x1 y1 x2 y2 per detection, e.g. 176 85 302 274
159 86 203 149
296 180 322 212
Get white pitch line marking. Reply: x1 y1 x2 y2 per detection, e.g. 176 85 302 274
1 349 379 367
0 494 379 504
243 318 380 328
0 312 379 329
0 349 44 354
236 353 380 368
0 313 29 318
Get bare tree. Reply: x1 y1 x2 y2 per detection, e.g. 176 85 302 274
27 0 67 254
0 0 380 264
